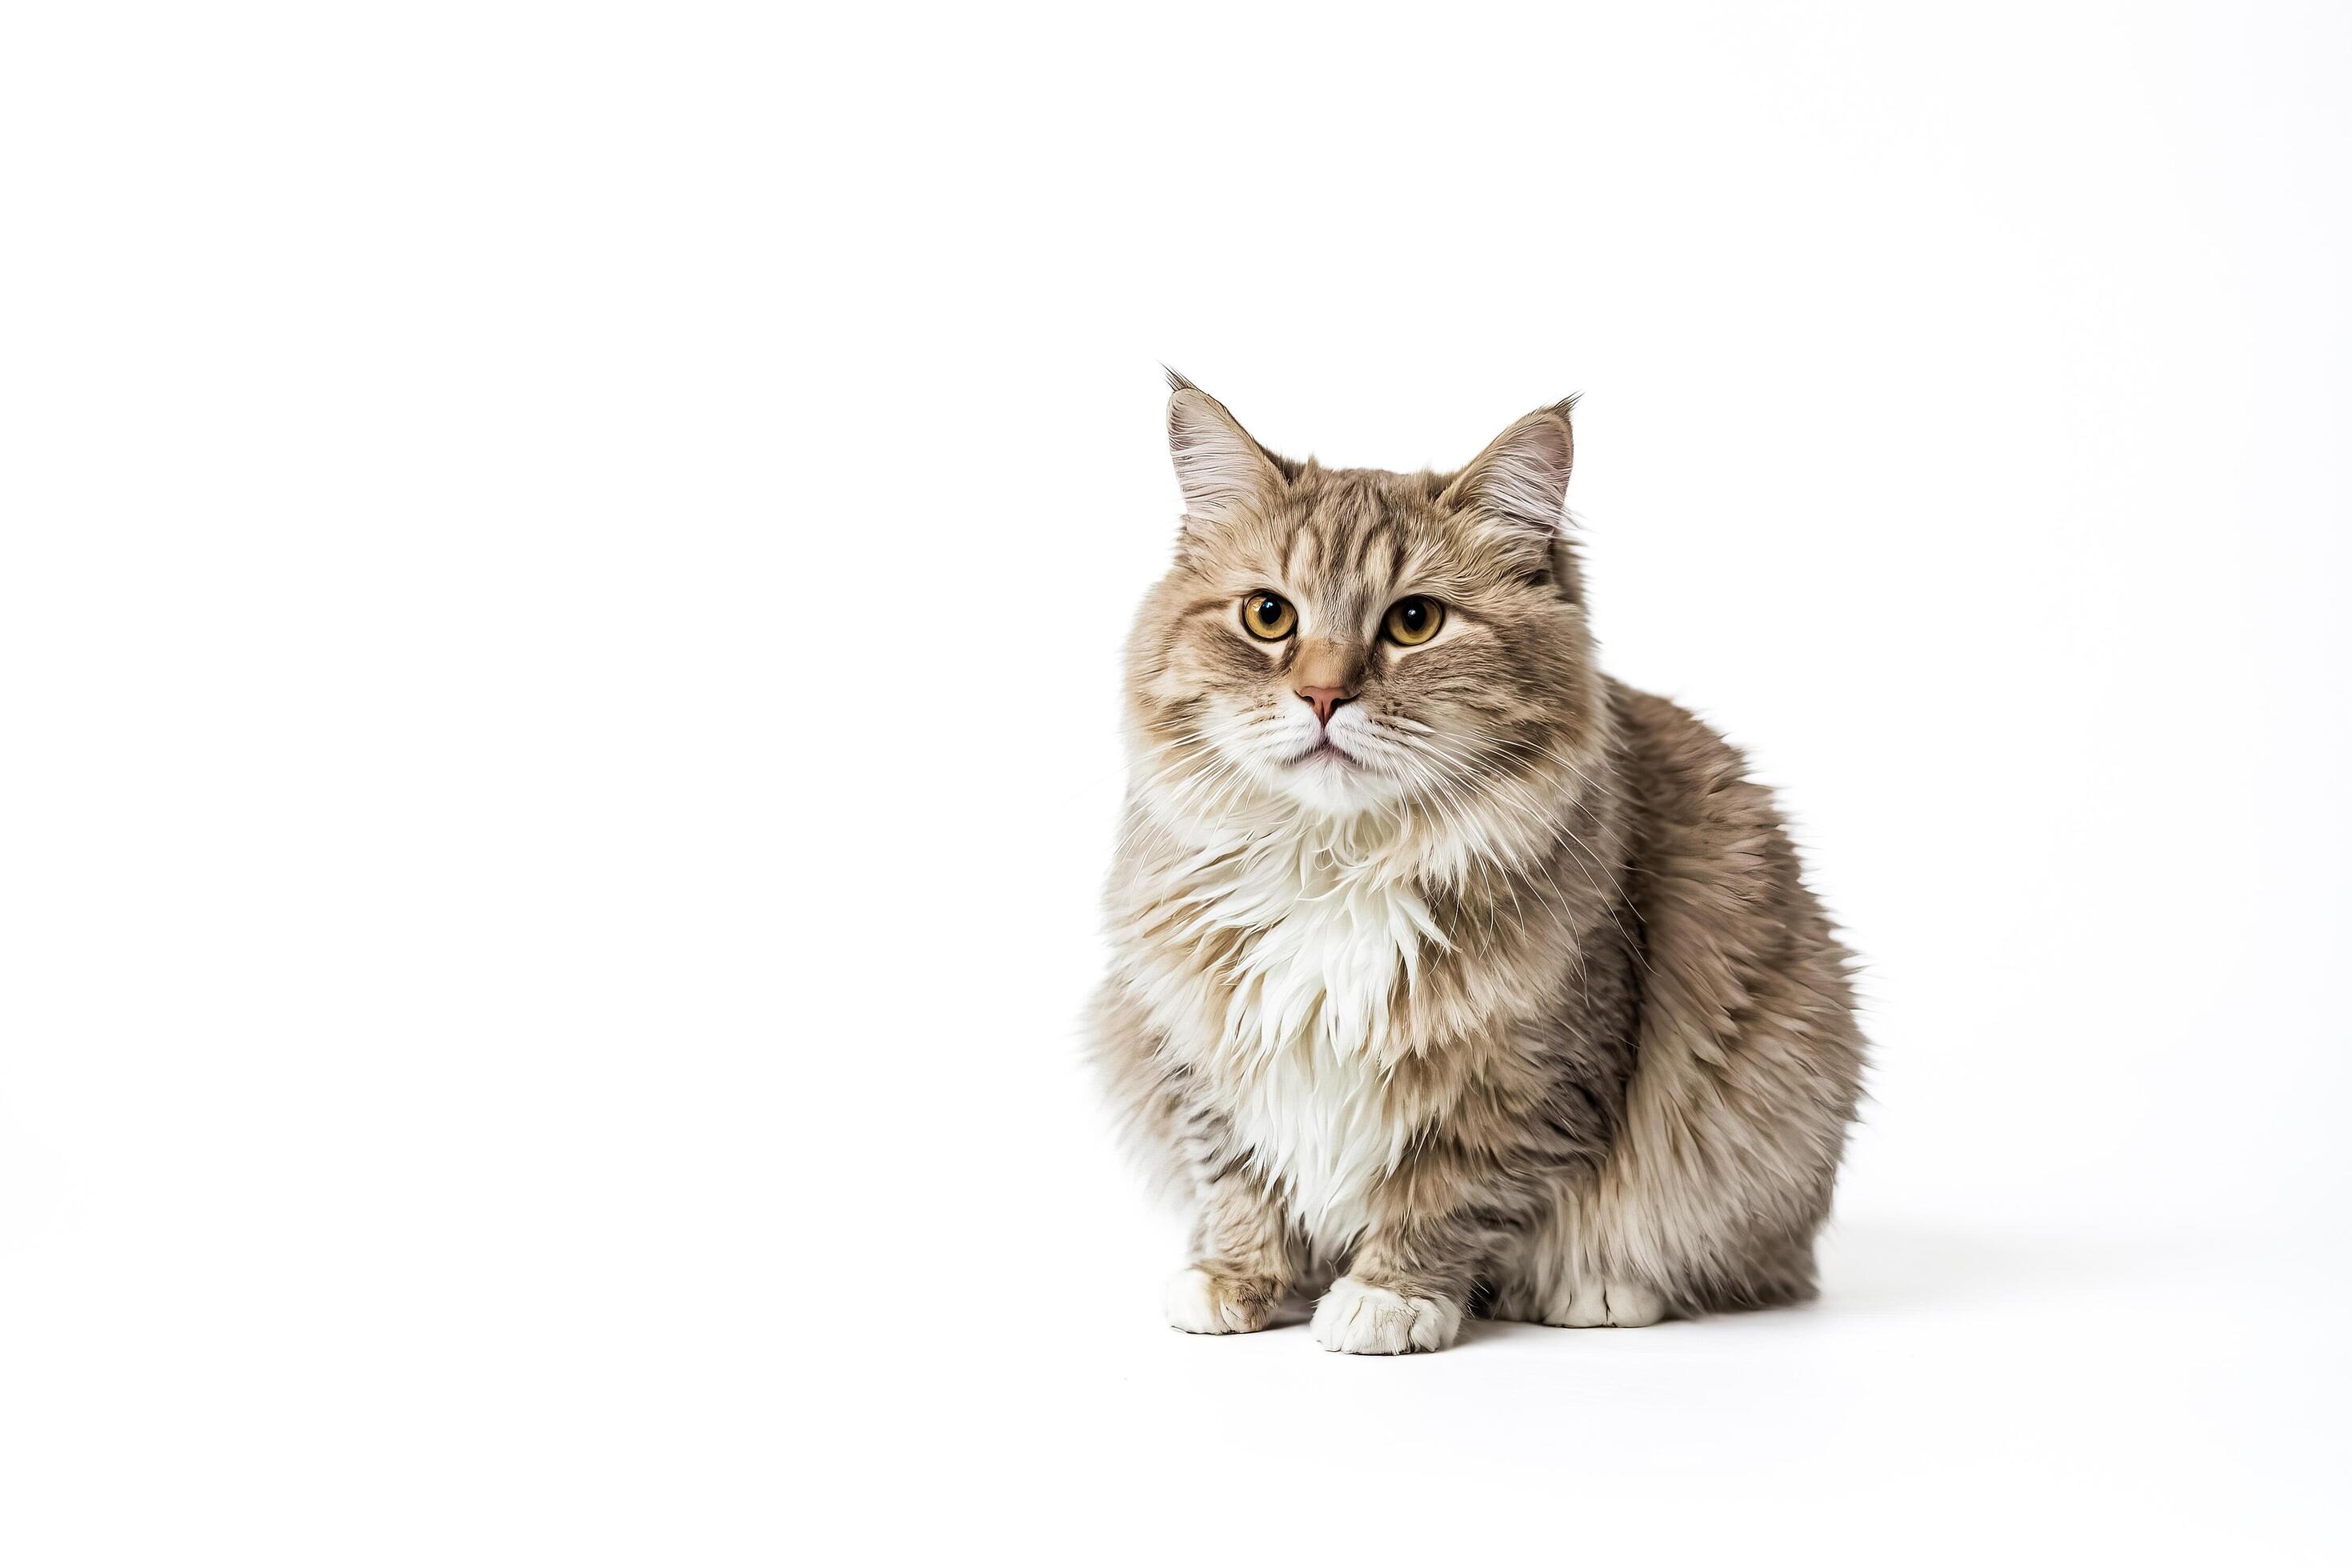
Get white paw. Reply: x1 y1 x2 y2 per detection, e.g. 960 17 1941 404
1164 1266 1274 1334
1543 1276 1666 1328
1310 1278 1462 1354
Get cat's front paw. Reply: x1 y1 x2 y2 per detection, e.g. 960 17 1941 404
1310 1277 1462 1354
1165 1266 1277 1334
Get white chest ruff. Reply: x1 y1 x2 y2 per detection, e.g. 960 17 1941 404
1224 1032 1400 1254
1179 837 1443 1253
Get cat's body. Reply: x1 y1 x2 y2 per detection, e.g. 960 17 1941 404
1090 378 1864 1353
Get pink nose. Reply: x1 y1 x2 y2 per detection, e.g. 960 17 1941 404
1296 685 1356 726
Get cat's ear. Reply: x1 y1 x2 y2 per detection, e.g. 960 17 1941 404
1441 398 1576 536
1166 370 1286 523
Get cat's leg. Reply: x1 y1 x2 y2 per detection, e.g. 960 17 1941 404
1166 1161 1301 1335
1491 1192 1674 1328
1088 983 1302 1335
1310 1178 1494 1355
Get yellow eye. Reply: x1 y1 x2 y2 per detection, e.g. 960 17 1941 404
1241 592 1297 640
1382 596 1444 646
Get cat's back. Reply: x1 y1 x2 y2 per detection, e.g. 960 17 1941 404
1608 678 1846 962
1605 678 1864 1254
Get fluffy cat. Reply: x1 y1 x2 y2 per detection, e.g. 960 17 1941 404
1088 374 1866 1354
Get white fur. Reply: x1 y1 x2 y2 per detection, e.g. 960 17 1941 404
1226 1034 1394 1256
1170 824 1441 1255
1311 1277 1462 1354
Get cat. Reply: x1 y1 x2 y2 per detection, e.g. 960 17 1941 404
1088 374 1866 1354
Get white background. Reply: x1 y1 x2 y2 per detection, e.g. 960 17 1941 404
3 2 2346 1562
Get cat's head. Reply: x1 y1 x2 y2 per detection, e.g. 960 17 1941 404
1124 375 1602 824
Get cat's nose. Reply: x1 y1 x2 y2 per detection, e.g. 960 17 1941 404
1296 685 1357 726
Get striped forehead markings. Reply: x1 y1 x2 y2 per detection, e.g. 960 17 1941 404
1351 522 1402 588
1284 525 1324 583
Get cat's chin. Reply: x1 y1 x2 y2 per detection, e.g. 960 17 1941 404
1271 754 1398 817
1285 742 1369 786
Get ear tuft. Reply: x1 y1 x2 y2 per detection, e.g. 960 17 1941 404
1442 400 1576 534
1165 375 1283 522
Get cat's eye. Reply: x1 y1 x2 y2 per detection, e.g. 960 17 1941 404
1241 592 1297 641
1382 596 1444 646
